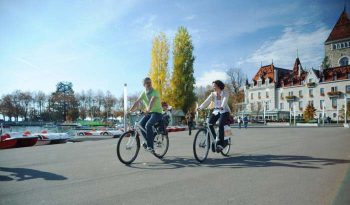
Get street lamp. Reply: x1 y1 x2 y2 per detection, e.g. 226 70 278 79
344 93 349 128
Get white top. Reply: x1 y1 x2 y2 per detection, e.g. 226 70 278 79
199 91 231 114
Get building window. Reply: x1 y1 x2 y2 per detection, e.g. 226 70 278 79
348 73 350 79
331 86 338 92
333 113 337 118
320 100 324 109
320 88 325 96
299 90 303 98
332 44 336 50
266 91 269 98
258 80 262 88
309 89 313 97
266 103 269 111
308 78 313 83
332 98 337 108
333 74 337 81
346 85 350 93
299 101 303 110
258 92 261 99
339 57 349 66
289 91 293 96
280 103 284 110
251 93 253 100
308 100 314 106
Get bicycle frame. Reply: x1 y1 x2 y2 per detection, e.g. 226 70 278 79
125 113 157 149
201 109 220 152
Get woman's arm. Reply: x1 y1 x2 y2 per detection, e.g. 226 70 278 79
199 92 213 109
221 92 229 109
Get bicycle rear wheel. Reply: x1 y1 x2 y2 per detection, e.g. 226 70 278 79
193 128 210 163
116 131 140 165
153 133 169 159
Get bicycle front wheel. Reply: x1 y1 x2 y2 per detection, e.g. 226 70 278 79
116 131 140 165
193 128 210 163
153 133 169 159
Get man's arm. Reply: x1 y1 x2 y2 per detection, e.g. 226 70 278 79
146 96 157 112
129 96 141 112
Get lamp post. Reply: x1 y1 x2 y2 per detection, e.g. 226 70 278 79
263 100 266 125
289 104 292 126
322 104 325 127
123 83 128 131
293 103 296 126
336 100 339 124
345 94 349 128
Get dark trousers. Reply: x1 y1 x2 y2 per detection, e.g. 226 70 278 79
188 121 193 135
139 113 163 149
209 112 229 146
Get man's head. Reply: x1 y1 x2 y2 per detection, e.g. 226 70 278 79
143 77 152 90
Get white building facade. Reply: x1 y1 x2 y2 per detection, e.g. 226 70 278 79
240 9 350 121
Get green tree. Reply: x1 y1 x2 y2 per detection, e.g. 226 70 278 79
150 32 170 101
322 56 331 69
303 104 316 121
50 82 79 122
170 27 196 112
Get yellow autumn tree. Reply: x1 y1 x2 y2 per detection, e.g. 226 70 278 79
150 32 170 102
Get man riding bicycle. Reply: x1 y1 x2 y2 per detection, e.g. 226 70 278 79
129 77 163 153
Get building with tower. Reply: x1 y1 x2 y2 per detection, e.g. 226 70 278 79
241 8 350 122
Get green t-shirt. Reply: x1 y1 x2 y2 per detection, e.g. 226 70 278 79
140 89 162 114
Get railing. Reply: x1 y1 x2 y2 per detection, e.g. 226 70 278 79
327 91 342 97
285 95 296 101
307 82 316 88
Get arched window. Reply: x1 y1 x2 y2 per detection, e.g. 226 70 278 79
339 57 349 66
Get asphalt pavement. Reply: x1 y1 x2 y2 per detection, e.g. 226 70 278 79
0 127 350 205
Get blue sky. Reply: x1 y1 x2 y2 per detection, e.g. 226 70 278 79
0 0 347 97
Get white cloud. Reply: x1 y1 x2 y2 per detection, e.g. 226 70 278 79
245 26 331 69
185 14 196 21
196 70 228 87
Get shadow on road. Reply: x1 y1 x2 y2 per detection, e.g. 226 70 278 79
129 154 350 170
0 167 67 181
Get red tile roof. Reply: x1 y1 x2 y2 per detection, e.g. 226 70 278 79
326 10 350 42
322 65 350 82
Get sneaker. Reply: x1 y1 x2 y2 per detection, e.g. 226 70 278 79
146 147 155 153
216 145 224 152
142 142 147 149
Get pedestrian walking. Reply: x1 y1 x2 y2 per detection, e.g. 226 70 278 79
186 111 194 135
243 116 248 129
238 117 242 129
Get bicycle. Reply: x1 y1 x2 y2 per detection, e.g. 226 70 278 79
193 108 231 163
116 111 169 165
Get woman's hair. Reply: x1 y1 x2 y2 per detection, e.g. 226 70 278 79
212 80 225 90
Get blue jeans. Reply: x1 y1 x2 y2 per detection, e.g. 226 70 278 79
139 112 162 149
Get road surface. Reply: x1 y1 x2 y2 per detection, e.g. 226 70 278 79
1 127 349 205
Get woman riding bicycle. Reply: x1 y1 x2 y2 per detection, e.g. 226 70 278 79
198 80 231 151
129 77 163 153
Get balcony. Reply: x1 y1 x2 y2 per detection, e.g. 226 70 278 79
285 95 297 101
320 93 325 96
299 95 303 98
307 82 316 88
327 91 342 98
